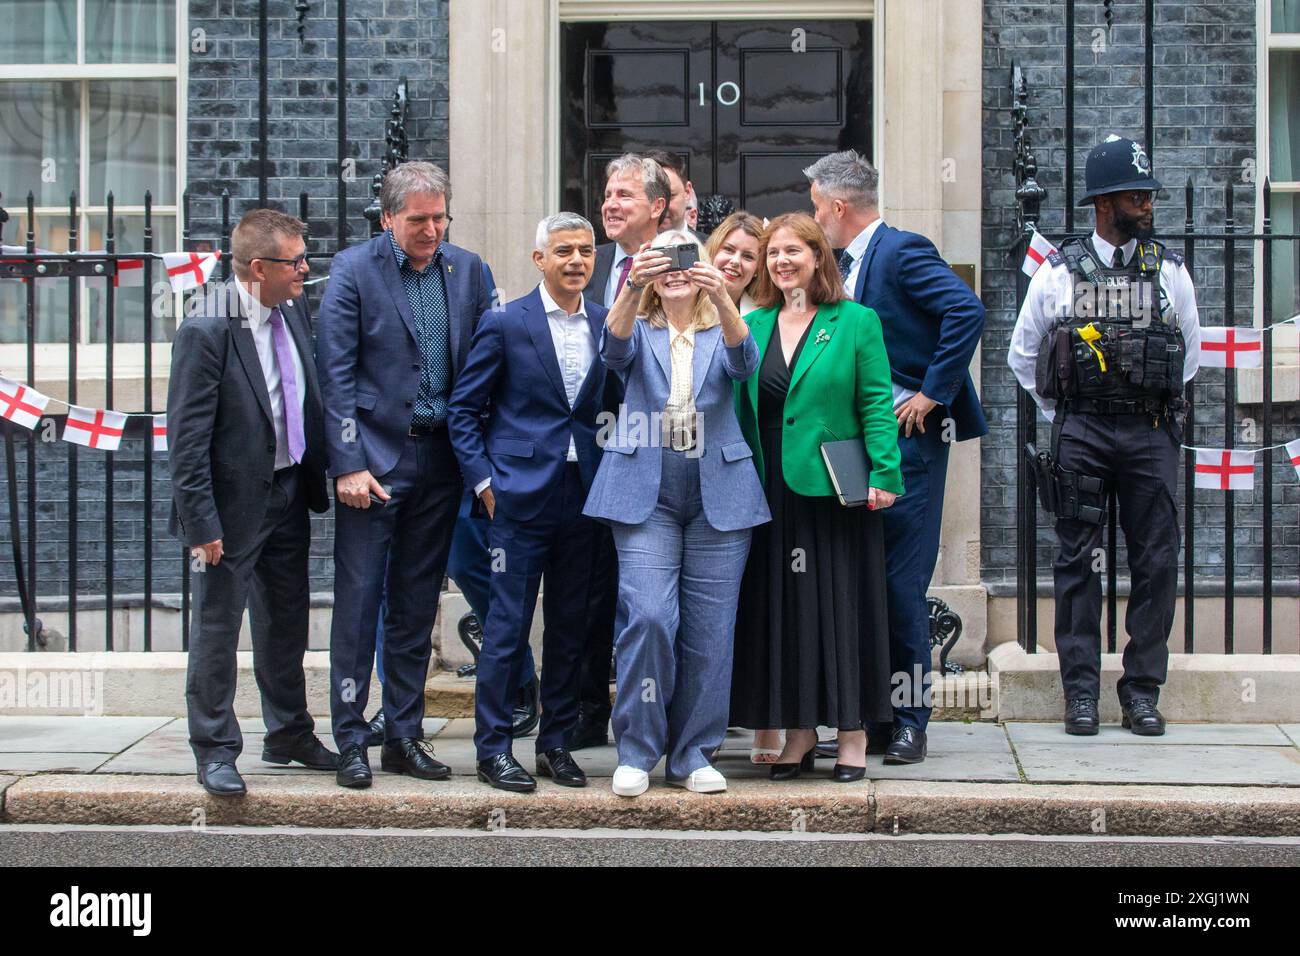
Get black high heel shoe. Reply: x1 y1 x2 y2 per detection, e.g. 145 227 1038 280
769 738 818 781
831 763 866 783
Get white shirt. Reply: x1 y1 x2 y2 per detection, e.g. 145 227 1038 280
474 283 595 497
605 246 634 307
234 277 307 470
664 324 696 445
1007 229 1202 422
841 218 914 410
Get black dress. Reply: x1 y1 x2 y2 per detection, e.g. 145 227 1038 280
729 321 893 730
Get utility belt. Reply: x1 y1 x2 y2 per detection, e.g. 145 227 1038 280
1025 442 1107 525
1035 321 1185 406
1060 396 1176 417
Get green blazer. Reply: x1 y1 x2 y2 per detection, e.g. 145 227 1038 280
735 299 904 498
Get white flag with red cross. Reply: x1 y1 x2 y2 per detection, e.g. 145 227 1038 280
1021 229 1057 277
1194 448 1255 491
63 405 128 451
1199 327 1263 369
82 252 147 289
1287 439 1300 480
152 414 167 452
0 376 51 430
161 251 220 292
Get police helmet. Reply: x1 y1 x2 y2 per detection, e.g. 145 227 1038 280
1078 135 1163 205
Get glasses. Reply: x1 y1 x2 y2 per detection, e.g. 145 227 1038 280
1125 192 1155 208
255 253 310 268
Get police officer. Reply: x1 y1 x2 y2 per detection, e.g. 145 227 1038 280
1008 135 1200 737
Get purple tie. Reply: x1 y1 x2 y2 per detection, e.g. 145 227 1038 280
268 307 306 464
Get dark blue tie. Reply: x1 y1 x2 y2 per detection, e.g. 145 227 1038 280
838 249 854 282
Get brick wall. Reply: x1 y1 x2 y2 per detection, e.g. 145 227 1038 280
980 0 1298 589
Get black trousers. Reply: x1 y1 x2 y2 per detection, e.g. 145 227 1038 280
1053 411 1180 705
187 466 315 764
577 526 618 723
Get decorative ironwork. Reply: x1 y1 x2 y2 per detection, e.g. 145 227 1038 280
696 193 735 235
1103 0 1115 34
1011 64 1045 235
295 0 310 41
364 79 411 234
927 597 965 675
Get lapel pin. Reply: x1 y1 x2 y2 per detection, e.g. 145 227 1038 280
815 329 830 345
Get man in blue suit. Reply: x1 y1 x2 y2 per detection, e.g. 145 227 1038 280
449 212 608 792
317 161 495 788
807 150 987 764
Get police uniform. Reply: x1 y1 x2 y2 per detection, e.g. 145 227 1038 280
1007 136 1200 735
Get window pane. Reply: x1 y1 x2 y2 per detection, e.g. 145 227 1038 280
1271 193 1299 324
1275 0 1300 33
88 81 176 206
85 0 176 64
84 212 178 343
0 0 76 64
0 213 74 344
0 82 80 208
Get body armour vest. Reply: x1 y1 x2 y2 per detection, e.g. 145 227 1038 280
1035 236 1186 406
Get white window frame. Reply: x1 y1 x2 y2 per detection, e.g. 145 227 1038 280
0 0 187 353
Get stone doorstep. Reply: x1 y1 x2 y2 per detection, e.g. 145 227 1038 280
989 644 1300 723
3 774 1299 837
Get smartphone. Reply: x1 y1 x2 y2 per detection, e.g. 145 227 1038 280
367 484 393 506
663 243 699 272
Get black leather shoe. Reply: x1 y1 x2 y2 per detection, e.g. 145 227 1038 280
770 746 817 781
536 747 587 787
512 677 541 738
883 727 927 765
365 709 386 748
262 735 340 771
197 761 246 796
380 737 452 780
1121 699 1166 736
336 744 373 789
832 763 866 783
477 752 537 793
565 714 609 751
1065 698 1100 736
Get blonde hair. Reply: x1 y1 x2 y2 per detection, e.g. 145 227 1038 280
637 229 718 331
703 211 765 303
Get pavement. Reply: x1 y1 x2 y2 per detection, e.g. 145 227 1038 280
1 716 1299 836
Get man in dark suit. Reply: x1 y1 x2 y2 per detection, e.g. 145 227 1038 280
570 156 670 750
167 208 336 796
449 212 608 792
807 150 987 765
316 161 494 789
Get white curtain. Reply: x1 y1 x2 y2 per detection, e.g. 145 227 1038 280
85 0 174 64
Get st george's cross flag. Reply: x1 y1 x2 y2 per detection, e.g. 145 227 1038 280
63 405 128 451
1194 448 1255 491
83 252 146 289
1021 229 1057 277
161 251 220 292
0 376 51 430
1199 327 1263 369
152 414 167 452
1287 438 1300 480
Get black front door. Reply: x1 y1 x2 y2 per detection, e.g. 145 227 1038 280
561 19 873 243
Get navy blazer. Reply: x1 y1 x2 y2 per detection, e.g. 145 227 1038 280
582 320 770 533
167 280 329 548
447 287 609 523
315 231 495 479
583 241 618 307
852 224 987 441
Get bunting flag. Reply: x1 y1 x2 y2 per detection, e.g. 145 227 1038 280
1021 229 1057 277
152 414 167 452
62 405 127 451
161 251 220 292
1200 327 1263 369
83 254 146 289
0 376 51 430
1287 438 1300 480
1194 448 1255 491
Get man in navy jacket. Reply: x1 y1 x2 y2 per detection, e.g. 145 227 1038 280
316 162 494 788
449 212 609 793
807 150 987 764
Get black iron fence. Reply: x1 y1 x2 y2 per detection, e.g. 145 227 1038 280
1011 64 1300 656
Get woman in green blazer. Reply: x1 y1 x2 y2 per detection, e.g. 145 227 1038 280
729 212 903 782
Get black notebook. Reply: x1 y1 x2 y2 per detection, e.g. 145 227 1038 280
820 439 871 507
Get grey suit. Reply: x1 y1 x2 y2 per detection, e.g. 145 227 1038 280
167 280 329 764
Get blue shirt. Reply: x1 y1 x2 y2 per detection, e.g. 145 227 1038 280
390 231 452 426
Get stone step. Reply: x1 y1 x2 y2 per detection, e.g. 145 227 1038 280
3 773 1298 836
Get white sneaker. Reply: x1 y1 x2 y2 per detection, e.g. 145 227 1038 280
612 765 650 797
669 766 727 793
